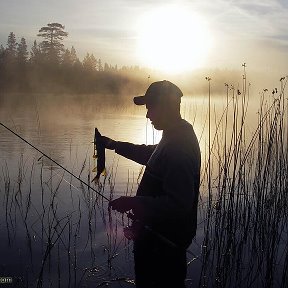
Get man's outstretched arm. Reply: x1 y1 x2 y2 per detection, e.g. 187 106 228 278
101 136 156 165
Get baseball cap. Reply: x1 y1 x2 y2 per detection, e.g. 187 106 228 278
134 80 183 106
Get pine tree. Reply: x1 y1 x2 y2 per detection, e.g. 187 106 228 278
0 45 5 70
2 32 18 89
0 45 5 61
98 58 103 71
83 53 97 71
61 46 79 67
70 46 78 65
17 37 28 64
6 32 17 58
62 48 72 67
30 40 42 64
37 23 68 64
0 45 5 90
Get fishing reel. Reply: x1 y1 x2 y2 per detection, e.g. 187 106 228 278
123 220 142 241
123 226 136 240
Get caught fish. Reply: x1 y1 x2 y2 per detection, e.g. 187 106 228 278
92 128 106 183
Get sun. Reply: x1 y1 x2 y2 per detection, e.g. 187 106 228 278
136 5 213 74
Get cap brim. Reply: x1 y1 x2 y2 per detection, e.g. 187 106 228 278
133 95 146 105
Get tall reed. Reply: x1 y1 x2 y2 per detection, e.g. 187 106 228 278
198 71 288 287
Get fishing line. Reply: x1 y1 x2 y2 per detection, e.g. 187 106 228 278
0 121 110 202
1 121 136 260
0 121 201 263
0 121 134 231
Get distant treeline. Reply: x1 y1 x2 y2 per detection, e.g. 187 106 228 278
0 23 148 95
1 23 271 99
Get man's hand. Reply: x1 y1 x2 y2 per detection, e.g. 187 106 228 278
99 136 116 150
109 196 134 213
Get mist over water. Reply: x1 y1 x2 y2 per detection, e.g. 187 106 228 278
0 93 206 286
0 90 260 169
0 94 152 189
0 95 148 287
0 82 287 287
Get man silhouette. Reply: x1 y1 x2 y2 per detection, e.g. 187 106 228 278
103 80 201 288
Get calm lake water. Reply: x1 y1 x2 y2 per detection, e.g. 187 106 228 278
1 92 286 287
0 94 212 287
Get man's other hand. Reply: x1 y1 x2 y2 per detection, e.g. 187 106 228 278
109 196 134 213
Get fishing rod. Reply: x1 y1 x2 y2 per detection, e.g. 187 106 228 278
0 121 200 261
0 121 110 202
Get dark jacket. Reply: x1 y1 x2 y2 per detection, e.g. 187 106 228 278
115 119 201 249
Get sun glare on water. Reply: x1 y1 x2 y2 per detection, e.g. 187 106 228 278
137 6 213 74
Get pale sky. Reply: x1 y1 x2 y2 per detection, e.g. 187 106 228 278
0 0 287 75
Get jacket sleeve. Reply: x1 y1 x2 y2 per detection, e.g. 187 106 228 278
132 146 200 223
114 141 157 165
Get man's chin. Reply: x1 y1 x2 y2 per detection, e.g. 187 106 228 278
152 124 163 131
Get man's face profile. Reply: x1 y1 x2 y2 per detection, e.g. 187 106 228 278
146 101 167 130
146 101 172 130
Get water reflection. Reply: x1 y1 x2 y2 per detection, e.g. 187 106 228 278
0 97 166 287
1 91 286 287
